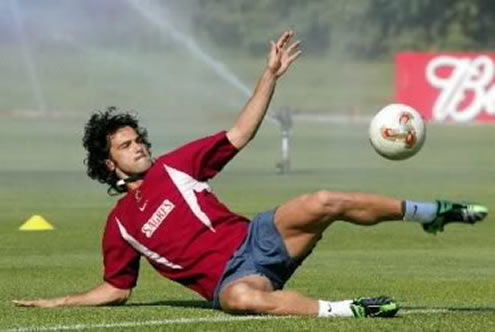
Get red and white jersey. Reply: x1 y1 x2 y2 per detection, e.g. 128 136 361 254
102 131 249 300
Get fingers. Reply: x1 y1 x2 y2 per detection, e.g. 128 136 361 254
286 40 301 56
276 30 294 50
13 299 45 307
268 30 301 77
288 50 302 64
283 39 302 65
13 300 33 307
269 40 277 55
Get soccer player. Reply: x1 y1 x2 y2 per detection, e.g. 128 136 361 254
14 31 487 318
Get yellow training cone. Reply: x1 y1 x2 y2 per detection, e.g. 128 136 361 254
19 215 55 231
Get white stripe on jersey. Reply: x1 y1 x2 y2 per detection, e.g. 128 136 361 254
116 218 183 270
164 164 216 232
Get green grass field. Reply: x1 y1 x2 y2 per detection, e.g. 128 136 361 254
0 116 494 331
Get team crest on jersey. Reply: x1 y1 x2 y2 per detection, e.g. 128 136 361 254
141 199 175 238
134 190 143 202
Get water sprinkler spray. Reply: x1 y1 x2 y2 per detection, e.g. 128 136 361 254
127 0 296 174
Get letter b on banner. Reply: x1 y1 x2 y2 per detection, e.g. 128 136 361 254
396 52 495 123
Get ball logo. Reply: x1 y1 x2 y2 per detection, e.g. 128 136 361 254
381 112 417 149
426 55 495 122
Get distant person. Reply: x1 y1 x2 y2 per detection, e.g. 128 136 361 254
14 31 487 318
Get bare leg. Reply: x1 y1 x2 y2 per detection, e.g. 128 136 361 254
219 275 319 316
218 191 403 316
275 191 403 258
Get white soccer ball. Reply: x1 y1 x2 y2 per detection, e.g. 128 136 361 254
369 103 426 160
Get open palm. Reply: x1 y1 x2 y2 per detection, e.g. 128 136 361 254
267 30 301 78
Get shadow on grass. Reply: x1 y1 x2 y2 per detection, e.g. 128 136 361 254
127 300 214 310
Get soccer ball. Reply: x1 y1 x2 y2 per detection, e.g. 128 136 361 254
369 103 426 160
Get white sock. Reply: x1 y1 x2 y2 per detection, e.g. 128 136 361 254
403 200 438 223
318 300 354 318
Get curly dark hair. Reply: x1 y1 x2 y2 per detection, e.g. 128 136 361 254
82 106 152 194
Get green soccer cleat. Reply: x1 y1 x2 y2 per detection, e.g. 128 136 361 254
350 296 399 318
423 201 488 234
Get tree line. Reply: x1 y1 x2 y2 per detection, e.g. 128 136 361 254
1 0 492 59
192 0 495 58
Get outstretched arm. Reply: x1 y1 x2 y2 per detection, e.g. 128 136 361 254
13 282 131 308
227 30 301 150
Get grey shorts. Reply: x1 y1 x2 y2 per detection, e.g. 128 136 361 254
212 210 303 309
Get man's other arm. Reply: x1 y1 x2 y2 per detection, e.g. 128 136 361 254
13 282 131 308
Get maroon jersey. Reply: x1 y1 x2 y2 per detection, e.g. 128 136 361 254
102 131 250 300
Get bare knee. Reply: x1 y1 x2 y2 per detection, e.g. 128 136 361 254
220 283 263 313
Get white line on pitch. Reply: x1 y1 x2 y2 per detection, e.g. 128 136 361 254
2 309 484 331
1 315 293 332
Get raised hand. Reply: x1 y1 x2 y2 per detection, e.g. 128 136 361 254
267 30 302 78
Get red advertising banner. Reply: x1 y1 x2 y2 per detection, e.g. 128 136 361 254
396 52 495 123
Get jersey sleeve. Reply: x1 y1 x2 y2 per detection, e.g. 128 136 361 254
158 131 238 181
102 214 141 289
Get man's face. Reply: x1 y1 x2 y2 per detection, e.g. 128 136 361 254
106 126 152 178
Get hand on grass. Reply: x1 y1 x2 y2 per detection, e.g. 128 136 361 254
13 298 62 308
